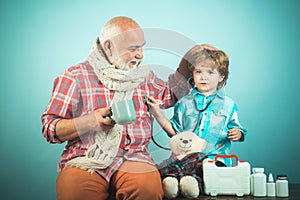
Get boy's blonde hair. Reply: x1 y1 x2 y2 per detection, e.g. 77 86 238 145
188 49 229 88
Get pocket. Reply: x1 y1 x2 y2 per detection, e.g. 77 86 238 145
206 109 228 141
210 110 227 128
183 112 199 131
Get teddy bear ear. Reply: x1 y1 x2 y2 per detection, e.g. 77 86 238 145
184 131 194 137
169 135 176 146
199 138 207 150
169 134 178 147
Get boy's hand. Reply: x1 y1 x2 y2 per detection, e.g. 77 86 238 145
227 128 242 142
146 96 161 117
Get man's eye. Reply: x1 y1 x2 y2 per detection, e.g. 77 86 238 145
128 46 143 52
128 48 136 52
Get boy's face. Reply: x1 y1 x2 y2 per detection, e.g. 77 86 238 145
193 62 224 96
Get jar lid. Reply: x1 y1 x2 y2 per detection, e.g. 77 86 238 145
277 175 288 179
253 168 264 173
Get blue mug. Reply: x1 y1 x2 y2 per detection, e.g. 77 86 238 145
111 99 136 125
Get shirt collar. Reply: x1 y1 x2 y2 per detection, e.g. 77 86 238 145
192 87 225 99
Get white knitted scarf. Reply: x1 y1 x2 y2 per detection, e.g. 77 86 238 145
67 38 149 173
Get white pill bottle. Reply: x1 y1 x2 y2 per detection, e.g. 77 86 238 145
276 175 289 197
253 168 266 197
267 173 276 197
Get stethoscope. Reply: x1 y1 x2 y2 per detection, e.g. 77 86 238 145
148 93 216 151
192 94 216 133
144 95 172 150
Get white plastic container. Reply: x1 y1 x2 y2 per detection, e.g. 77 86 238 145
267 173 276 197
203 154 250 197
250 168 255 195
252 168 266 197
276 175 289 197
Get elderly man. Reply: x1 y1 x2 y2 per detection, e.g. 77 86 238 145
42 16 208 200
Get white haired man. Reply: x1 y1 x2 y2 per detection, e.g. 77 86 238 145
42 16 214 200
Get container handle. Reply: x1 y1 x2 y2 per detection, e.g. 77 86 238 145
214 154 239 163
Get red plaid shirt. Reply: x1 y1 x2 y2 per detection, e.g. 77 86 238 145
41 61 188 181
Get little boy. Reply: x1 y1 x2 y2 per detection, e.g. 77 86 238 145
147 46 247 166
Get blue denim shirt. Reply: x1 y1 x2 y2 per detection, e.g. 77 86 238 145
170 88 247 166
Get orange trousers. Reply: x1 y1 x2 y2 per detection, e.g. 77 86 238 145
56 161 164 200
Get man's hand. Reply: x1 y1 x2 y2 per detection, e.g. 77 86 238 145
177 44 217 79
93 107 116 132
199 44 217 51
56 107 116 142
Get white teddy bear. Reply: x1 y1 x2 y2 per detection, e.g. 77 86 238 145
158 131 207 199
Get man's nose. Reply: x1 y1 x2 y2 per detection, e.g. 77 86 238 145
135 48 143 59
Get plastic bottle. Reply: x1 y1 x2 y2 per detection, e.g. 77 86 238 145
267 173 276 197
253 168 266 197
250 168 255 195
276 175 289 197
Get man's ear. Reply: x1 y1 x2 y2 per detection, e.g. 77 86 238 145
103 40 113 57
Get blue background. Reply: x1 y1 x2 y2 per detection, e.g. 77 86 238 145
1 0 299 199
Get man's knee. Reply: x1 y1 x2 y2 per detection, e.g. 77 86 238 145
116 179 163 200
134 178 163 199
56 167 109 200
113 162 163 200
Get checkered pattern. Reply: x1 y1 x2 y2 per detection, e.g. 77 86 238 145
41 61 188 181
158 152 207 193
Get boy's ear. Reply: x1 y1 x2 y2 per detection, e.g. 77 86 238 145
219 75 225 82
188 77 195 86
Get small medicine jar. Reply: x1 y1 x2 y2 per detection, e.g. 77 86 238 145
276 175 289 197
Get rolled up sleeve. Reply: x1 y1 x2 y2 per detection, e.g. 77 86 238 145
41 70 78 144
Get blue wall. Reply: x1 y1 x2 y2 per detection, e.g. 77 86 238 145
1 0 299 199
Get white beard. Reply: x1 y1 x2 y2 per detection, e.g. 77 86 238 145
116 58 142 70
